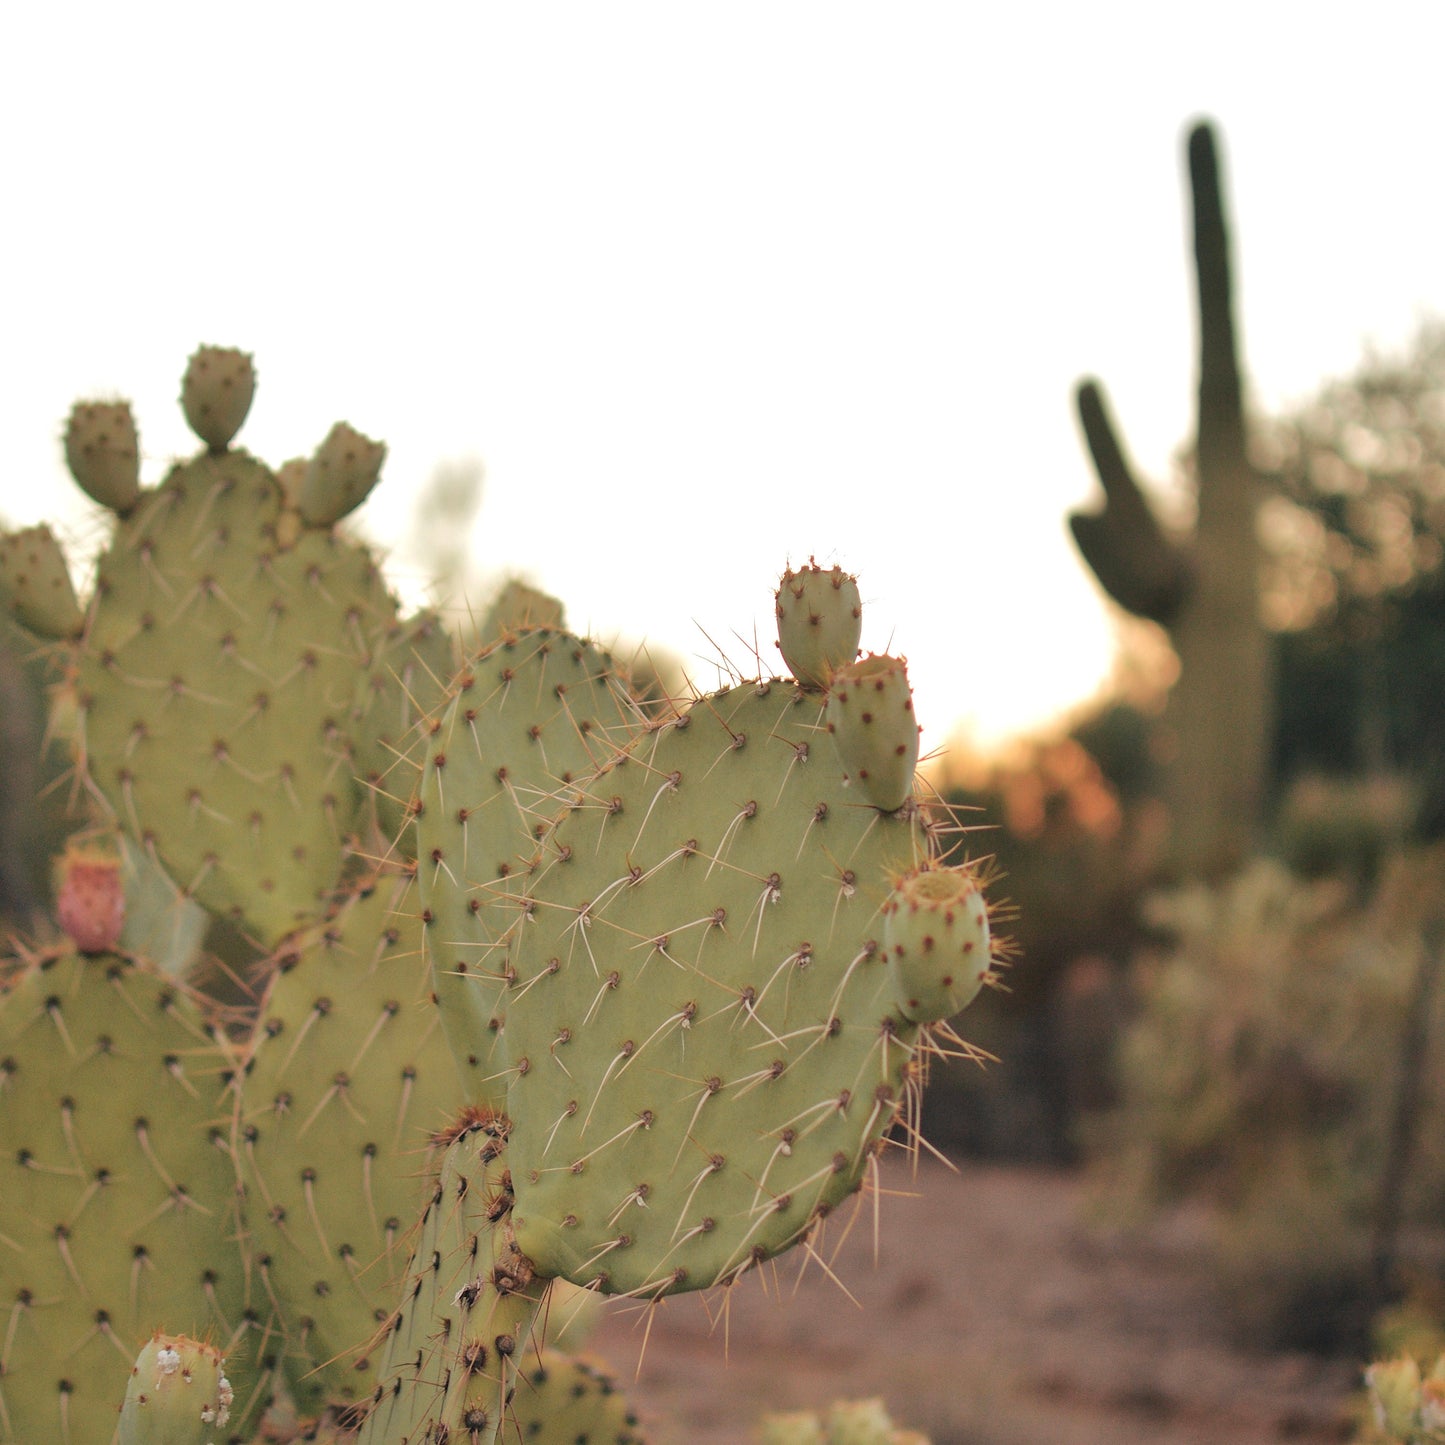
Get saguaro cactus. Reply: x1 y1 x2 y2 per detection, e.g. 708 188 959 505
1068 119 1272 878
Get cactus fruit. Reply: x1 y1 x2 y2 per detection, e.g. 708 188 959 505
53 834 126 953
355 1112 546 1445
881 863 992 1025
824 655 920 812
234 870 472 1419
298 422 386 528
0 949 255 1443
63 399 141 514
774 560 862 691
0 524 84 640
117 1331 234 1445
497 678 935 1296
181 347 256 454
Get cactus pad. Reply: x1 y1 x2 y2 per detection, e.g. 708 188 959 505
494 679 935 1296
0 950 253 1443
236 871 471 1418
77 449 401 944
355 1113 547 1445
416 626 648 1107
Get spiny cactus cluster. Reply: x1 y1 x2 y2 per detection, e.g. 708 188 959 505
0 350 1003 1443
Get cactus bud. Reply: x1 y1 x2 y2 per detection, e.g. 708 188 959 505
181 345 255 452
63 400 140 513
118 1331 233 1445
824 654 919 811
55 837 125 954
882 864 991 1024
775 558 862 690
0 524 83 639
298 421 385 526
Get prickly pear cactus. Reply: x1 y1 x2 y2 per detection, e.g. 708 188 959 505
355 1111 547 1445
235 870 473 1420
0 948 257 1444
415 625 650 1106
117 1331 235 1445
75 443 400 944
508 1350 648 1442
493 677 937 1296
51 350 437 949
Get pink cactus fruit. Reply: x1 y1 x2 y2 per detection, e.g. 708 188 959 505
55 839 125 953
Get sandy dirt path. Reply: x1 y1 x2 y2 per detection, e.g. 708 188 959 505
583 1157 1361 1444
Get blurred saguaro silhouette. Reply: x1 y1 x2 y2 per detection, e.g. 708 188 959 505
1069 119 1270 880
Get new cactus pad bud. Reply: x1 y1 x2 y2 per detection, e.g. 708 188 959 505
882 864 991 1024
298 420 386 525
824 654 919 811
54 836 125 953
118 1332 233 1445
63 399 140 512
775 558 862 690
181 345 255 452
0 523 83 638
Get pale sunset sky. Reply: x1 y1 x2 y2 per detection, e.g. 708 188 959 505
3 5 1442 759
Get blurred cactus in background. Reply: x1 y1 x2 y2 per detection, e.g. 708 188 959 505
1069 118 1271 881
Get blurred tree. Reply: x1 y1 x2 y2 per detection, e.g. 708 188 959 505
1253 323 1445 803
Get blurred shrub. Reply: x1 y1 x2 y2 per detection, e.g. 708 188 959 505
1089 853 1445 1350
922 712 1164 1161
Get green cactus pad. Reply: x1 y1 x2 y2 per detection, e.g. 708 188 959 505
415 627 649 1108
881 864 992 1025
181 347 256 454
478 578 567 644
508 1350 649 1442
774 560 861 691
350 608 458 843
298 422 386 528
0 524 83 640
0 949 255 1443
824 655 919 813
492 679 935 1297
236 871 474 1418
64 399 141 514
118 1331 235 1445
77 449 401 944
355 1114 547 1445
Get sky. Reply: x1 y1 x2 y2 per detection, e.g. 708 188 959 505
4 4 1444 763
